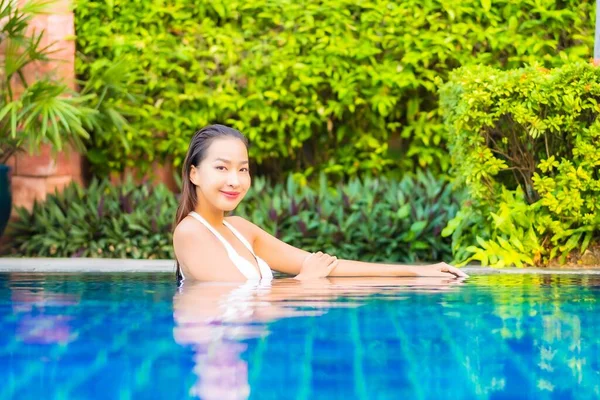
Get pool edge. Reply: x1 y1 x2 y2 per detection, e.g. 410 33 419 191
0 258 599 274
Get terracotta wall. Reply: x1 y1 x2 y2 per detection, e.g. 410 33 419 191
8 148 82 214
8 0 82 214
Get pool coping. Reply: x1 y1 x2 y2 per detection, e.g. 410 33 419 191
0 258 174 273
0 257 599 274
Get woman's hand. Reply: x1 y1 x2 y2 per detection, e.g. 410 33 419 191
417 262 469 278
294 252 339 280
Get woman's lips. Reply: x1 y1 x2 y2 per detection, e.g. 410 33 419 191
221 191 240 200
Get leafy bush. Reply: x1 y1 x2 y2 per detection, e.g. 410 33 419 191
78 58 148 174
237 171 465 262
74 0 595 180
9 179 177 259
440 62 600 267
7 173 463 262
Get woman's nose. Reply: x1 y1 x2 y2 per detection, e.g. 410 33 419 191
227 172 240 187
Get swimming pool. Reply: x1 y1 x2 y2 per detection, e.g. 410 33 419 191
1 272 599 399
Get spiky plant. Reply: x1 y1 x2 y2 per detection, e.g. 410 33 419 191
0 0 94 164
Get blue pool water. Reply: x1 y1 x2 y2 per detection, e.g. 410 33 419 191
0 272 599 399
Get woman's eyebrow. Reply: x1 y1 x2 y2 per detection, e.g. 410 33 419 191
214 158 249 165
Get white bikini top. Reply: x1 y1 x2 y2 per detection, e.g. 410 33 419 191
184 212 274 282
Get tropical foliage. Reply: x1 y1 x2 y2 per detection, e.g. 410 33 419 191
440 62 600 267
74 0 595 180
9 178 177 259
7 174 464 261
0 0 92 163
0 0 135 166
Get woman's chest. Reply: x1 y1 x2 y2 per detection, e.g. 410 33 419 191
215 227 259 270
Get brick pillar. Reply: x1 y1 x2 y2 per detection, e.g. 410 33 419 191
8 0 82 214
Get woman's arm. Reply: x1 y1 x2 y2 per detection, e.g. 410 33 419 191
231 217 467 278
329 260 468 278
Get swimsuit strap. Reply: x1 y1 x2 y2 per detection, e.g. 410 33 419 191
189 212 238 258
224 220 273 280
188 212 261 280
223 220 257 256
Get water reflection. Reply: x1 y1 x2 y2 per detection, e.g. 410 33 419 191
8 273 80 345
2 273 599 399
172 277 464 399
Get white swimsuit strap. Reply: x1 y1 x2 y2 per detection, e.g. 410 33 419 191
188 212 238 258
223 221 256 256
188 212 261 280
224 221 273 279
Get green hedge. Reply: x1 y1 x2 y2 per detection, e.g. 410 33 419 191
74 0 595 179
7 173 463 262
440 62 600 267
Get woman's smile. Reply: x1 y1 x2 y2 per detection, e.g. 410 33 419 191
220 190 241 200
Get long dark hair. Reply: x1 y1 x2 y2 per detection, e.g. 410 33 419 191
174 124 249 282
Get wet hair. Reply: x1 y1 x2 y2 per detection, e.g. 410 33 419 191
173 124 249 282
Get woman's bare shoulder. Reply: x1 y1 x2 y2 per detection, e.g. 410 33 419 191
173 216 239 281
173 216 210 243
225 215 258 230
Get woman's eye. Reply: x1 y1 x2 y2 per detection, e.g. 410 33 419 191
240 168 249 172
216 166 226 171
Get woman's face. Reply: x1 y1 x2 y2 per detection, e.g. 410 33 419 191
190 137 251 212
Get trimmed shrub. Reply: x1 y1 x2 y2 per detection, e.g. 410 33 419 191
74 0 595 179
440 62 600 267
7 173 463 262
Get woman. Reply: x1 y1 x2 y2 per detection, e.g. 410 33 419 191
173 124 468 282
